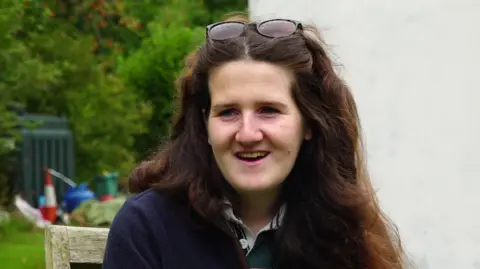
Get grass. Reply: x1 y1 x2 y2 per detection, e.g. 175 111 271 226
0 211 45 269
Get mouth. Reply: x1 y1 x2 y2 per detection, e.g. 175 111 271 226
235 151 270 162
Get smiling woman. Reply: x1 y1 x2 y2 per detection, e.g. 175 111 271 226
102 16 407 269
207 60 310 211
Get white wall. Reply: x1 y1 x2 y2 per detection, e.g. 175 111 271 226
249 1 480 268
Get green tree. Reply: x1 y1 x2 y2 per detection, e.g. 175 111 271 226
117 0 248 157
0 0 54 207
1 0 151 184
21 30 151 181
117 22 203 157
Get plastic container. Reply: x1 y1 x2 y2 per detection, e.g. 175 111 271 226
94 172 119 198
63 183 96 213
38 195 46 208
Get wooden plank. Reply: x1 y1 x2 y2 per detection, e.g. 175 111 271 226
45 225 71 269
66 226 110 264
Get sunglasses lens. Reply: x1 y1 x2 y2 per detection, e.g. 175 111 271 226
258 20 297 37
209 22 245 40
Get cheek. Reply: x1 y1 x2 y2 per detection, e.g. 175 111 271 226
206 121 214 140
207 121 233 149
270 118 306 146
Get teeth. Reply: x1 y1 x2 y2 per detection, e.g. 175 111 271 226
238 152 266 158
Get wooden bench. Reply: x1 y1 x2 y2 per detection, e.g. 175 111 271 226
44 225 109 269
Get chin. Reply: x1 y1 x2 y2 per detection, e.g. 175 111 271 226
225 173 283 193
231 180 280 194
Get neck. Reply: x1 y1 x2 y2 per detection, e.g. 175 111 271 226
236 190 280 234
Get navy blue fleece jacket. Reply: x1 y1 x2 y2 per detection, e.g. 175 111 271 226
102 189 247 269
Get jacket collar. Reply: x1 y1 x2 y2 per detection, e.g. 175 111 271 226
222 200 286 230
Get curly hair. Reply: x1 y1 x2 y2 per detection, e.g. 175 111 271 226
129 15 406 269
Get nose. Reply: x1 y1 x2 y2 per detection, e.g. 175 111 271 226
235 113 263 145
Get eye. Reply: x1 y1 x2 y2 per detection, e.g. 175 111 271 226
218 108 238 118
258 106 279 114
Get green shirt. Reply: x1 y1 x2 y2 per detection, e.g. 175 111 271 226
224 204 285 269
245 230 275 268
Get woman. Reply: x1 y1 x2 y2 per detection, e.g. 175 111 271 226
102 16 406 269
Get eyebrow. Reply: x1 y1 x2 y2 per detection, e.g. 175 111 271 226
210 103 235 112
210 101 289 112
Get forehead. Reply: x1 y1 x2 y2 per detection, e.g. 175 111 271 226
208 60 294 103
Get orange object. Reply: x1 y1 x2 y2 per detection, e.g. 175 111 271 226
43 168 57 223
100 194 114 202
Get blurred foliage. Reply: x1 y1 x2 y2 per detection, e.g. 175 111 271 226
0 0 150 186
118 0 247 157
117 22 204 157
0 0 247 201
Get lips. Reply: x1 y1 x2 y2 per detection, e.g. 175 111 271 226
235 151 270 162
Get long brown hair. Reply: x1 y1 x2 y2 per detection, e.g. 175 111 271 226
129 15 406 269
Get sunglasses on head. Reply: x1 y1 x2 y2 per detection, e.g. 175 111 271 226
206 18 303 41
